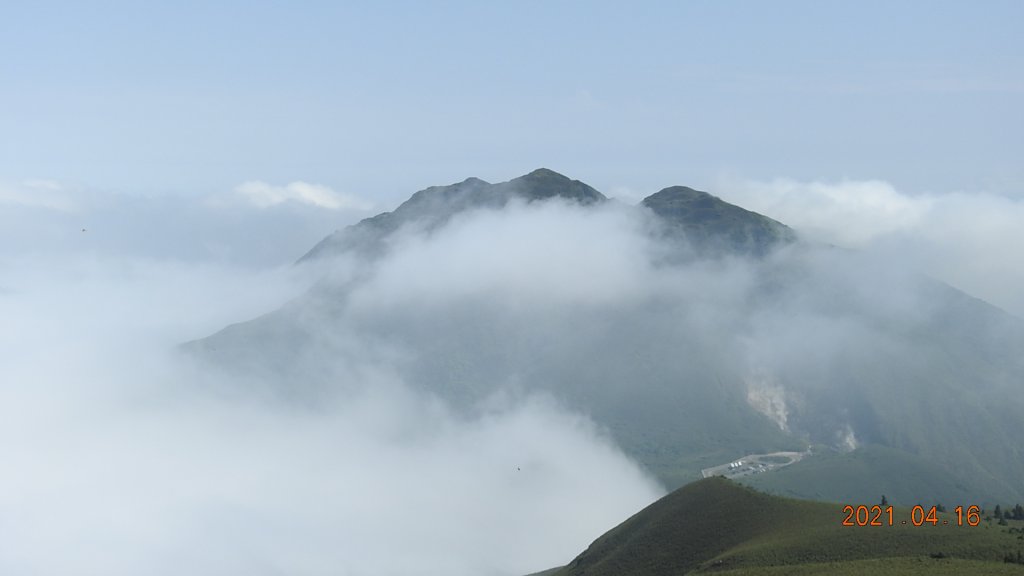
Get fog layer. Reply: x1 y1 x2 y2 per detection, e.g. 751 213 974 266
0 254 662 576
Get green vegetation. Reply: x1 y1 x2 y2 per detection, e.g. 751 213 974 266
641 185 796 256
552 478 1024 576
709 557 1024 575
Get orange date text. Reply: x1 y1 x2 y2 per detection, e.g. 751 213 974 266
841 505 981 527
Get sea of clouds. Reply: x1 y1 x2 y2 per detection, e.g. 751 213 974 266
1 175 1022 575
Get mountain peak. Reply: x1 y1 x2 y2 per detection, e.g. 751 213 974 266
650 185 713 201
642 185 796 257
500 168 606 205
523 167 570 180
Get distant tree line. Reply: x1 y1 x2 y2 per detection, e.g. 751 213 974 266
993 504 1024 525
994 505 1024 566
879 496 1024 524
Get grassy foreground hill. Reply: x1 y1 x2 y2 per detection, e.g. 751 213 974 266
550 477 1024 575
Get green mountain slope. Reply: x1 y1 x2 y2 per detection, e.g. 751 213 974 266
184 169 1024 505
554 478 1024 576
642 185 797 257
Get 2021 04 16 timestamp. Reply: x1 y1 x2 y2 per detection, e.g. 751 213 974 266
842 505 982 527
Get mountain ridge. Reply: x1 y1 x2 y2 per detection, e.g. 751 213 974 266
298 168 607 262
298 168 793 262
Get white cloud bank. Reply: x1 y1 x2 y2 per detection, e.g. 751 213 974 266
719 179 933 247
233 180 373 211
0 254 663 576
718 178 1024 318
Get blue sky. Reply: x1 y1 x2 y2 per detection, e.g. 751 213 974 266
4 0 1024 316
3 0 1022 204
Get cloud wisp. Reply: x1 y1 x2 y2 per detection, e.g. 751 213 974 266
232 180 373 211
0 179 77 211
